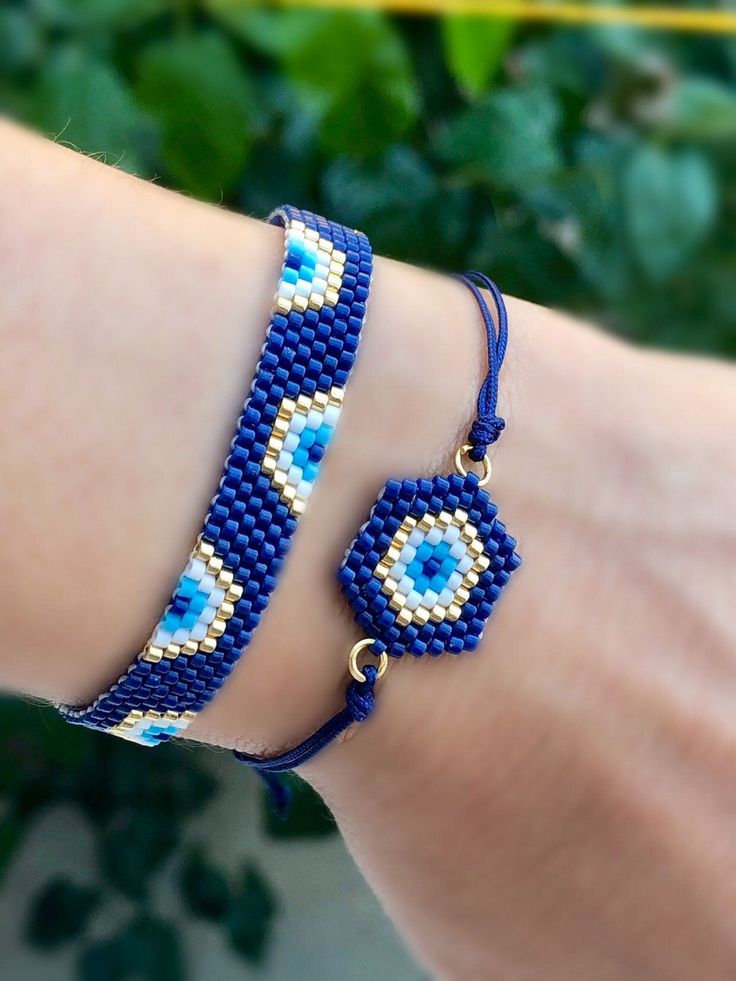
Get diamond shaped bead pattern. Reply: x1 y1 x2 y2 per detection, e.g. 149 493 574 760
339 473 520 658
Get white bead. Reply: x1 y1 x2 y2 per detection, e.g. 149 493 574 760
201 605 217 625
209 587 225 608
398 575 413 596
315 262 330 280
323 405 340 428
172 627 190 645
152 627 172 647
306 409 322 430
405 590 422 610
438 587 455 607
426 527 442 546
283 431 299 453
391 561 407 581
290 412 306 434
186 558 207 582
450 540 466 560
443 525 460 544
420 589 439 609
278 282 295 300
447 571 463 591
296 480 313 499
399 544 416 564
311 277 327 295
190 621 208 642
200 573 216 595
295 279 311 297
457 554 473 574
277 449 293 472
287 464 303 488
408 529 424 548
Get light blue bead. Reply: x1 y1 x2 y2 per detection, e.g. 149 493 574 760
178 576 198 599
302 461 319 483
314 423 333 448
433 541 451 561
188 592 208 616
181 610 198 629
440 556 458 577
299 427 316 450
430 574 447 594
282 267 298 285
162 611 181 633
406 559 422 580
293 446 309 468
416 542 433 563
414 575 429 595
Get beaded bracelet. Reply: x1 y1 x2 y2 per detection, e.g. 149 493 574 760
235 272 521 792
57 206 373 745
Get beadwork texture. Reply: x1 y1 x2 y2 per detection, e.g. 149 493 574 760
338 473 520 658
58 206 372 745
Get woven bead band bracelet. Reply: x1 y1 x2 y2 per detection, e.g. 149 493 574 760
234 271 521 785
57 205 373 745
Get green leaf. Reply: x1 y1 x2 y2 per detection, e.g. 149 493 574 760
135 32 257 200
117 915 185 981
227 863 277 964
180 846 230 921
261 774 337 839
31 0 163 30
624 145 717 282
101 809 178 900
0 815 24 884
658 78 736 142
205 1 319 57
283 11 419 159
441 15 514 97
78 918 184 981
78 939 128 981
0 7 40 73
436 84 561 191
32 46 154 174
25 879 100 951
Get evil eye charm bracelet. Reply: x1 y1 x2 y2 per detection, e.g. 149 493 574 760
57 206 520 786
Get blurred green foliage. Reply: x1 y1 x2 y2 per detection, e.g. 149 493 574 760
0 2 735 977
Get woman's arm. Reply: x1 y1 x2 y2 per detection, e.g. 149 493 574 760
2 120 735 979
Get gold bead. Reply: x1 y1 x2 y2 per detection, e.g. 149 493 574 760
143 645 163 664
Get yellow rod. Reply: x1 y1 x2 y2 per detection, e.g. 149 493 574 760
273 0 736 35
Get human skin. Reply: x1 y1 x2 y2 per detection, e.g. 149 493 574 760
1 121 736 979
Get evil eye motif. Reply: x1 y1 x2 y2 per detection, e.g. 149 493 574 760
109 709 197 746
143 538 243 664
275 223 346 315
338 473 521 657
262 388 344 514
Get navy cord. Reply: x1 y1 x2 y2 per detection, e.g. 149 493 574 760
236 272 507 814
455 272 509 462
234 666 378 814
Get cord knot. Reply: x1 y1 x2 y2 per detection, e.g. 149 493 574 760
346 664 377 723
469 417 505 460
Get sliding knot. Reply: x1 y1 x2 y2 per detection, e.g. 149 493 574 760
346 664 377 722
469 417 504 460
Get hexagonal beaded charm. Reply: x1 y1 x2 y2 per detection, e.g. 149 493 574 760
338 472 520 658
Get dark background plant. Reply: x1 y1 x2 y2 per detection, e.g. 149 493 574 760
0 1 734 977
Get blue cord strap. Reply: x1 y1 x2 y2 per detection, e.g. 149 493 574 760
234 665 377 774
235 273 520 795
455 271 509 462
